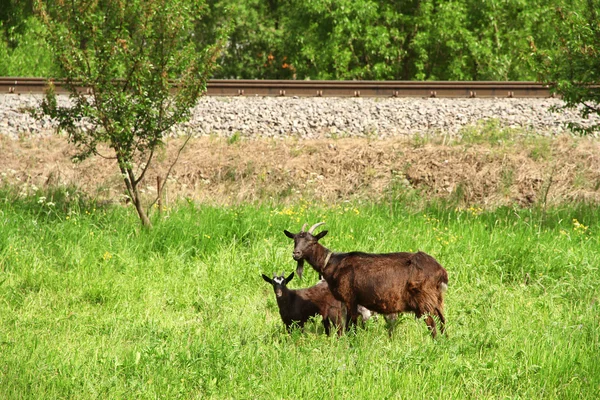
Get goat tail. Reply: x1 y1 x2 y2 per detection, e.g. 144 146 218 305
438 269 449 293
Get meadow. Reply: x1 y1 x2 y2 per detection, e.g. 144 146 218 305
0 187 599 399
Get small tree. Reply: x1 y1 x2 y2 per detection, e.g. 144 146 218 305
534 0 600 135
36 0 225 227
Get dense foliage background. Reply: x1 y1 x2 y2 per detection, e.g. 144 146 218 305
0 0 590 80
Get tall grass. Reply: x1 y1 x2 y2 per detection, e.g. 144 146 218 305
1 188 598 399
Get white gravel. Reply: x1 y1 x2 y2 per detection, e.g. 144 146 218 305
1 94 598 139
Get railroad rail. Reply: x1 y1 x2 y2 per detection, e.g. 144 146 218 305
0 77 553 98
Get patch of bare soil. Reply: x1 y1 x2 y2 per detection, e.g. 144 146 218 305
1 134 599 208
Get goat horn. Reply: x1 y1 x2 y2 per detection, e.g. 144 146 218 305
308 222 325 234
301 223 307 232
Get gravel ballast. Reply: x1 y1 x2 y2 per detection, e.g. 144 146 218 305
1 94 598 139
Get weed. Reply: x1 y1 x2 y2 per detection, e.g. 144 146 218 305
459 119 520 146
527 136 553 161
500 166 515 195
227 131 241 145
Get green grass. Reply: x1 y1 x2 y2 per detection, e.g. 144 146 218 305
1 188 599 399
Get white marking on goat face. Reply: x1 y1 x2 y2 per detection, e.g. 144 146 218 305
273 276 285 297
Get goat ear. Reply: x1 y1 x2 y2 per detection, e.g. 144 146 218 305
283 230 295 239
285 272 294 284
314 230 328 240
261 274 273 284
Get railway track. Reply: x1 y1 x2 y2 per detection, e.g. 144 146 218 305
0 77 553 98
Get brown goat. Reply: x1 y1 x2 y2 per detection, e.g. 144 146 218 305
262 272 345 335
284 222 448 338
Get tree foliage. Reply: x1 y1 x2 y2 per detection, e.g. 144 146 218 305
534 0 600 135
36 0 226 227
279 0 566 81
0 16 57 76
0 0 34 48
281 0 411 80
198 0 293 79
0 0 56 76
1 0 592 82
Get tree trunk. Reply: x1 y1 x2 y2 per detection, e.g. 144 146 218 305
118 159 153 228
131 184 152 228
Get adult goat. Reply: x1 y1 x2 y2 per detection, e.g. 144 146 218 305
284 222 448 338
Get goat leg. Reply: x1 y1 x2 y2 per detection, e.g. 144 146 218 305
384 313 399 337
425 315 438 338
416 310 438 338
435 308 446 335
345 300 361 329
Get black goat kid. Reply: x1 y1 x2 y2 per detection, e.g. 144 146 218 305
262 272 345 335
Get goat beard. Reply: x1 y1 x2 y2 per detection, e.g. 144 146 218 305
295 259 305 279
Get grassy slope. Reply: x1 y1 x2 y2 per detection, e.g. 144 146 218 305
0 192 599 399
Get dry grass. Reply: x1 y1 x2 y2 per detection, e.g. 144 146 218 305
1 132 600 208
